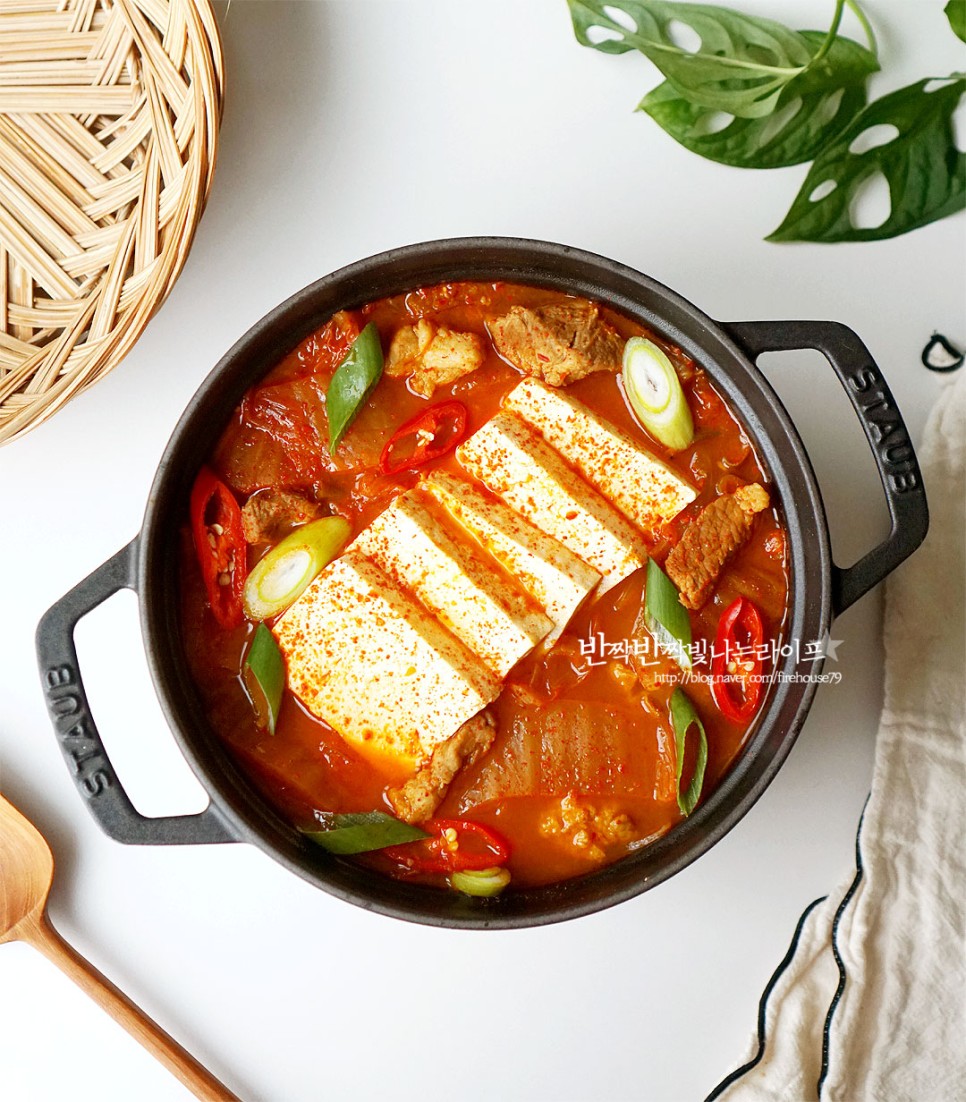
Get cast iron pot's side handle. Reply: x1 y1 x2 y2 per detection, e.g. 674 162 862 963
36 540 235 845
722 320 928 616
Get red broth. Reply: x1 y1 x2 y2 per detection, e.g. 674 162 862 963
179 282 789 890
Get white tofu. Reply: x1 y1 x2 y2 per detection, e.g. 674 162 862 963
273 553 499 768
505 378 696 531
457 411 648 593
351 489 553 678
423 470 601 642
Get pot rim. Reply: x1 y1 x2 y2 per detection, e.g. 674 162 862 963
138 236 832 928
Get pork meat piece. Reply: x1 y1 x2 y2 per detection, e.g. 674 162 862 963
665 483 770 609
488 302 623 387
241 489 320 544
387 713 496 823
385 318 486 397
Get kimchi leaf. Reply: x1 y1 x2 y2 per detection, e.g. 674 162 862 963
769 77 966 243
640 31 878 168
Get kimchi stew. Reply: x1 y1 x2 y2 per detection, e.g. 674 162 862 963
179 282 789 894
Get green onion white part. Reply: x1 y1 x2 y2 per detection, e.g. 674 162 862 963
450 867 512 897
243 516 350 620
622 337 694 452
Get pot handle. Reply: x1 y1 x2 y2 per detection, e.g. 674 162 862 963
36 540 236 845
721 320 928 616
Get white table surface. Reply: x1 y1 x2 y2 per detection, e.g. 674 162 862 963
1 3 963 1100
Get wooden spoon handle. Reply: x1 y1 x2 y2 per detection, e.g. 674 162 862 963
22 912 241 1101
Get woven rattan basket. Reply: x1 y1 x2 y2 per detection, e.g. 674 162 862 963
0 0 224 445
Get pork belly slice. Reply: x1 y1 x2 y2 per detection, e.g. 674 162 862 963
665 483 770 610
457 411 647 593
272 552 499 768
423 470 601 644
351 489 553 678
385 318 486 397
241 488 320 544
504 378 696 532
388 713 496 824
488 301 623 387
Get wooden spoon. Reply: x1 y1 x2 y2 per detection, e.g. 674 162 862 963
0 792 240 1101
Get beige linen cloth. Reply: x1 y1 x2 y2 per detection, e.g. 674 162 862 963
707 370 966 1102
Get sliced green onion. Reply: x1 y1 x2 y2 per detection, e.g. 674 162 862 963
669 687 708 817
450 866 512 897
243 516 350 620
645 558 693 669
326 322 384 454
302 811 429 855
245 623 285 735
622 337 694 452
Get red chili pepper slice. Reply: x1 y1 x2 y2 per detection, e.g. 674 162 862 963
379 401 468 476
711 596 765 723
189 467 248 630
381 818 509 874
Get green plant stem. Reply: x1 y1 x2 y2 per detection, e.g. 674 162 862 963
811 0 847 65
845 0 877 57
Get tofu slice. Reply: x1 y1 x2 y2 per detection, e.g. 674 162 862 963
423 470 601 642
351 489 553 678
504 378 696 531
273 552 499 768
457 411 648 592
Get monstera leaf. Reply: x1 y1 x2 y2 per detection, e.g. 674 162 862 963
640 31 878 168
568 0 815 118
769 77 966 242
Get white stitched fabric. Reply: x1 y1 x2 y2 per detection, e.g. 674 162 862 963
709 370 966 1102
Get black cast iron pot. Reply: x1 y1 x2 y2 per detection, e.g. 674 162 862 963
37 238 928 929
